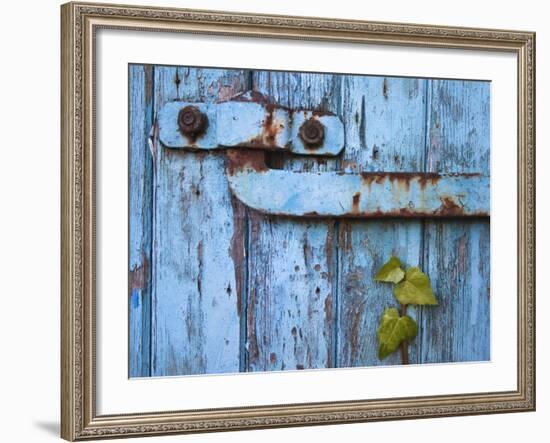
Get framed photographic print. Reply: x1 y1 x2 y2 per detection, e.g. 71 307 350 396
61 1 536 440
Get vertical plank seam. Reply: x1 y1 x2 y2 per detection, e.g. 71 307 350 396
419 79 432 364
128 64 133 377
128 64 154 377
150 64 158 376
240 70 254 372
239 206 250 372
332 79 345 368
126 64 134 378
331 219 339 368
146 65 155 377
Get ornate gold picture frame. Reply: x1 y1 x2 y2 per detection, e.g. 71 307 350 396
61 1 535 440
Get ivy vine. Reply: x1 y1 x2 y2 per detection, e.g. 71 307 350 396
374 256 438 364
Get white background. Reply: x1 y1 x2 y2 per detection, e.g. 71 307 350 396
0 0 546 442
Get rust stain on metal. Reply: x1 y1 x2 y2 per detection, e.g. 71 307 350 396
303 211 320 217
224 91 289 149
177 105 208 144
226 149 268 175
235 105 286 149
299 118 325 150
438 196 464 216
417 174 440 189
247 206 488 220
359 173 386 187
342 207 453 218
262 104 281 146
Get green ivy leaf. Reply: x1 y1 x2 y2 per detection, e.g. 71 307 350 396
377 307 418 360
393 267 437 305
374 256 405 284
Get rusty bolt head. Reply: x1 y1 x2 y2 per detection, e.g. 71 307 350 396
178 106 208 137
299 118 325 149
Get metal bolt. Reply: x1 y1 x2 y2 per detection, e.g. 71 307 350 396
299 118 325 149
178 106 208 137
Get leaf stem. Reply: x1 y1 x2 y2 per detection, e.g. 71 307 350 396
399 303 409 365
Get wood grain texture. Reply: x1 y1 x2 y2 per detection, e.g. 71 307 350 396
245 71 342 371
336 77 428 367
420 80 491 362
150 66 249 375
128 65 153 377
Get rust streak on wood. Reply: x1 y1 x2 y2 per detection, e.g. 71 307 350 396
229 196 246 317
247 287 260 365
129 255 149 292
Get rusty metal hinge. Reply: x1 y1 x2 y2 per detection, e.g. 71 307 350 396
157 91 344 156
155 91 489 218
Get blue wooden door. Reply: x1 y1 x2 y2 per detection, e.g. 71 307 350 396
129 65 490 377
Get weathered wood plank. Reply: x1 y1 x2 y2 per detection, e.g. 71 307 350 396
150 66 249 376
420 80 491 363
129 64 153 377
245 71 342 371
337 76 428 367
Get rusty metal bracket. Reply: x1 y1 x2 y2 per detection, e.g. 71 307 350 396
157 91 344 156
225 150 489 218
156 92 489 218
